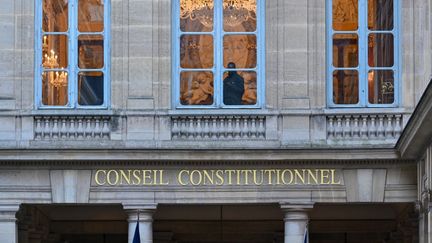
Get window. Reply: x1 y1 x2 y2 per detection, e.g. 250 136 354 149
36 0 110 108
327 0 399 107
173 0 264 108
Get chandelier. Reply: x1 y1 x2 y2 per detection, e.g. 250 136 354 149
180 0 256 28
42 36 68 89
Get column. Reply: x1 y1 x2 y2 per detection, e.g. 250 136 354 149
0 205 20 243
124 204 157 243
280 202 314 243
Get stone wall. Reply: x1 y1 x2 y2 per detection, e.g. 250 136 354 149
0 0 430 149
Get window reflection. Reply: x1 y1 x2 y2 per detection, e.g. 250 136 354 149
178 0 259 107
180 72 214 105
223 0 256 32
368 34 394 67
180 35 214 69
78 0 104 32
223 69 257 106
332 34 358 68
42 35 69 106
331 0 396 105
333 70 359 104
223 35 256 69
368 0 393 30
78 35 104 69
368 70 394 104
43 0 68 32
180 0 214 32
42 71 68 106
332 0 358 31
78 72 104 106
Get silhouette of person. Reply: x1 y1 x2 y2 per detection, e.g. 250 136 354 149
223 62 244 105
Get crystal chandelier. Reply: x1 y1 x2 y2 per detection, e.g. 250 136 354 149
180 0 256 28
42 36 68 89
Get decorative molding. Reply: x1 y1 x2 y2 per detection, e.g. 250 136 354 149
171 115 266 140
327 114 403 140
34 116 111 140
0 159 416 168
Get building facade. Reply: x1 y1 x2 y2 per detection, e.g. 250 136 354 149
0 0 431 242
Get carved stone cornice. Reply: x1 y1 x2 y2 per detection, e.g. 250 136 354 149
397 79 432 159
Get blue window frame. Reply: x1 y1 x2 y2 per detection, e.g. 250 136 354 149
173 0 265 109
35 0 110 109
326 0 400 107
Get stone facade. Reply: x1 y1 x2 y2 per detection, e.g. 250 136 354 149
0 0 431 242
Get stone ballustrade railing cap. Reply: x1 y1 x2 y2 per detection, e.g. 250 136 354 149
327 113 403 141
171 115 266 140
34 115 111 140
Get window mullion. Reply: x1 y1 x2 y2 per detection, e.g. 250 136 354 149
68 0 77 108
103 1 109 108
215 0 223 107
358 0 368 107
35 0 42 108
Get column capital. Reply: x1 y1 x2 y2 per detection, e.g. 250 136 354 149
280 202 314 221
123 203 157 223
0 204 20 223
280 202 314 211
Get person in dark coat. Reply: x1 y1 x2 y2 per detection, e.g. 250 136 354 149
223 62 244 105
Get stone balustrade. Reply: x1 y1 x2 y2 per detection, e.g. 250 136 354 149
34 116 111 140
171 115 266 140
326 114 403 140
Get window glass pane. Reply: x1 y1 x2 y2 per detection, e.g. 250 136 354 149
368 0 393 30
180 72 214 105
223 0 256 32
42 71 68 106
180 35 214 69
43 0 68 32
223 35 256 69
368 70 394 104
332 0 358 31
78 71 104 105
78 0 104 32
78 35 104 69
333 70 359 104
180 0 214 32
368 33 394 67
333 34 358 68
42 35 68 68
223 71 256 105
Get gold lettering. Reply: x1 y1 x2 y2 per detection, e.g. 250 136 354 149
190 170 203 185
225 170 235 185
281 170 293 185
264 170 276 185
294 169 306 184
142 170 152 185
94 168 341 186
95 170 106 186
236 170 241 185
178 170 189 186
132 170 141 185
253 170 264 185
307 169 319 185
107 170 119 185
203 170 214 185
215 170 224 185
243 170 252 185
320 169 331 184
331 169 342 185
120 170 131 185
275 170 281 185
153 170 158 185
159 170 169 185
